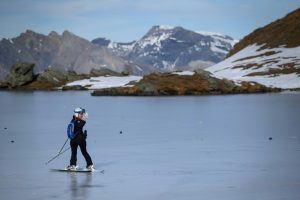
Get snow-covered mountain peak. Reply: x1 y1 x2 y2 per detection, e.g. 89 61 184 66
136 26 175 50
103 25 236 71
106 40 136 58
157 25 175 30
147 25 176 32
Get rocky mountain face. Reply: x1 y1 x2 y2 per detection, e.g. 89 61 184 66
0 30 142 80
206 8 300 89
93 26 236 72
1 26 236 81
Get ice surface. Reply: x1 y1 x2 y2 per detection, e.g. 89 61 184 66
1 91 300 200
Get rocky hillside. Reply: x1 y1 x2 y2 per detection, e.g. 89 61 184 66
93 26 236 71
0 30 143 80
227 8 300 57
0 62 127 90
206 8 300 89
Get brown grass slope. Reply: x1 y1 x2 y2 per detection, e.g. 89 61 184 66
228 7 300 57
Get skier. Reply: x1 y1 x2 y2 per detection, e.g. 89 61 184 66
66 107 94 171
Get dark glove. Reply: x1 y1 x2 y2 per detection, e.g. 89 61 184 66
83 130 87 139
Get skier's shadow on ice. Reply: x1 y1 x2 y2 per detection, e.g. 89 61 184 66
69 173 104 200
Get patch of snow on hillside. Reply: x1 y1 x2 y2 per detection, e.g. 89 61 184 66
238 73 300 89
158 25 174 30
138 32 172 49
197 31 237 47
206 44 300 89
120 43 135 51
108 42 135 56
172 71 195 76
197 31 225 37
65 76 142 90
210 39 229 54
162 60 171 69
108 42 117 49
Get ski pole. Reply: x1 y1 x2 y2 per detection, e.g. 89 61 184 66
45 138 69 165
45 146 70 165
58 138 69 154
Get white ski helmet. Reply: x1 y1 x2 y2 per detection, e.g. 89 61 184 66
74 107 85 114
74 107 88 119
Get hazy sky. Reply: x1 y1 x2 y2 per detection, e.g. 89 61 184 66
0 0 299 42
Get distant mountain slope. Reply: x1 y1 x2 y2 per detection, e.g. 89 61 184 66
93 26 236 71
0 30 143 80
207 8 300 89
1 26 236 80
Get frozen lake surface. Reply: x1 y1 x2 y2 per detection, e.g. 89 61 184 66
0 91 300 200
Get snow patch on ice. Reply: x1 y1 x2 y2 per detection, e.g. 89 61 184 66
65 76 143 90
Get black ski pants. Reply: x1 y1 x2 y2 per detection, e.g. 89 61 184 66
70 135 93 167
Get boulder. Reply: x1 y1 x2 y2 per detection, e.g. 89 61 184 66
1 67 90 90
90 68 123 77
37 69 67 84
17 69 89 90
37 69 86 85
6 62 35 88
0 81 8 89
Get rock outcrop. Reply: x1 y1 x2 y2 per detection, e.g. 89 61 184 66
90 68 125 77
37 69 87 84
0 62 89 90
91 70 280 96
5 62 35 88
24 69 89 90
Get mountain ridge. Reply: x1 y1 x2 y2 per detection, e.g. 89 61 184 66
0 30 143 80
92 25 236 72
0 26 235 80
